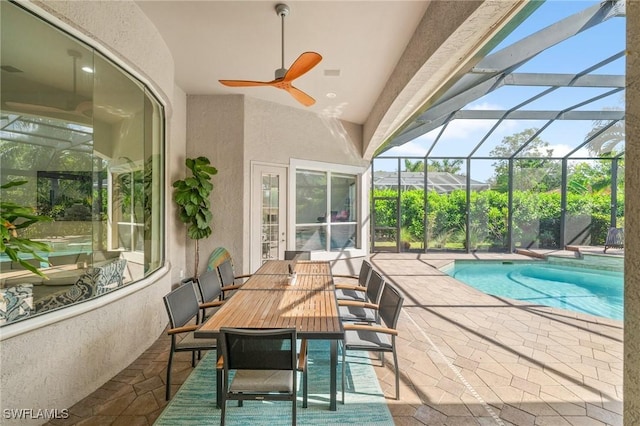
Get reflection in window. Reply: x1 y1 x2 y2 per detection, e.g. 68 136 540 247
295 170 358 252
0 1 164 325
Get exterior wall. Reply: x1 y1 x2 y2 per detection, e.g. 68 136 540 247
0 2 183 424
186 95 246 277
186 95 369 276
243 97 369 276
625 2 640 424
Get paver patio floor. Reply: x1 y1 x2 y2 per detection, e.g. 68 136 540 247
47 251 623 425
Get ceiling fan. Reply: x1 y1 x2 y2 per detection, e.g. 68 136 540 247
219 3 322 107
5 49 92 119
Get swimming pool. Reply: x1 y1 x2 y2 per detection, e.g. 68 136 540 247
445 261 623 320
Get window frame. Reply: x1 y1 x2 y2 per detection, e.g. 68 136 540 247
289 159 368 259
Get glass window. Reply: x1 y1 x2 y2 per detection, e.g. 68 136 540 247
295 169 359 252
0 2 164 325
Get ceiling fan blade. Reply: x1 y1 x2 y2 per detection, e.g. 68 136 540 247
283 52 322 81
285 86 316 107
219 79 274 87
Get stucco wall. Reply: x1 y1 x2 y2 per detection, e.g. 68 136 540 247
625 2 640 424
186 95 246 277
0 2 182 424
186 95 369 276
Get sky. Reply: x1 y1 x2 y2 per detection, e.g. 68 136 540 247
380 0 626 181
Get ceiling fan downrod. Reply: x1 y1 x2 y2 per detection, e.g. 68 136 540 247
275 3 290 80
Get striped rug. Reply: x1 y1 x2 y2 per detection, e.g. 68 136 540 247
155 340 394 425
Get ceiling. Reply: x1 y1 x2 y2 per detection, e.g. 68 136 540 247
134 1 430 125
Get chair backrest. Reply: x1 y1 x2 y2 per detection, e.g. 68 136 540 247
163 281 199 329
284 250 311 260
366 270 385 304
378 284 404 330
196 269 223 303
217 258 236 287
358 260 373 286
605 227 624 246
220 327 297 371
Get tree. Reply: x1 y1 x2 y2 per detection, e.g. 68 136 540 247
489 128 559 192
567 161 613 194
428 159 463 174
584 115 624 157
172 157 217 277
403 159 424 172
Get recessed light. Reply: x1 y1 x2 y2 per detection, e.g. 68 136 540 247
81 66 94 73
326 92 337 99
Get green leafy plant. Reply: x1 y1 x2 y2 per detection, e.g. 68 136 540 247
1 180 52 278
172 157 217 277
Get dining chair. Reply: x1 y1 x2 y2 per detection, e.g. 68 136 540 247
284 250 311 260
162 282 217 400
217 258 247 299
207 246 252 281
337 269 385 323
192 270 231 324
341 283 404 402
333 260 372 302
219 327 304 426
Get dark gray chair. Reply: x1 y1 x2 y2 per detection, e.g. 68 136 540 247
337 269 385 323
604 227 624 253
341 283 404 402
192 271 228 324
333 260 372 302
162 282 217 400
284 250 311 260
217 259 246 299
219 328 305 426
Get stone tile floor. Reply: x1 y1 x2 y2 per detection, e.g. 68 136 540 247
46 251 623 425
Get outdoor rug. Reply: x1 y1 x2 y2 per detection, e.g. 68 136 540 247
154 340 394 425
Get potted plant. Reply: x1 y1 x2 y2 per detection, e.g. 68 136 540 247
172 157 217 277
1 180 52 278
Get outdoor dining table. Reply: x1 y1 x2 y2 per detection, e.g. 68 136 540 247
194 260 344 411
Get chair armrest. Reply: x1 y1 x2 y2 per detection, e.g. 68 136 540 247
200 300 225 309
167 325 198 335
221 284 243 292
335 284 366 291
343 323 398 336
332 274 358 279
337 300 378 309
297 339 308 371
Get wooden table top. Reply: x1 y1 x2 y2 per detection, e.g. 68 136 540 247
252 260 331 276
240 272 335 291
195 260 343 339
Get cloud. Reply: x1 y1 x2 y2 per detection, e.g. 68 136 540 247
466 101 504 110
548 143 590 158
384 139 428 156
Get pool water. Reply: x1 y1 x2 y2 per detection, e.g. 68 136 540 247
447 261 623 320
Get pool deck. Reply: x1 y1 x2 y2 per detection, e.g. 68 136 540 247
369 250 623 425
45 249 623 425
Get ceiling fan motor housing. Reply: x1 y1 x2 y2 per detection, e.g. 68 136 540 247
276 3 290 17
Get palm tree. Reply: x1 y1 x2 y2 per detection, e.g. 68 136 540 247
429 159 463 174
404 159 424 172
584 117 624 156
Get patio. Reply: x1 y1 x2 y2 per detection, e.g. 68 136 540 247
47 252 622 425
